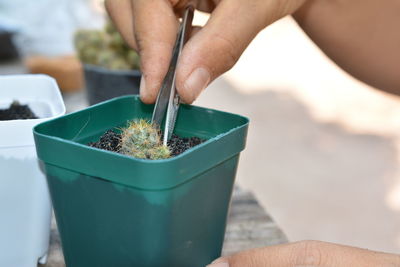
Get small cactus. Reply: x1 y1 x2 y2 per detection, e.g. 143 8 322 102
120 120 171 160
74 20 140 70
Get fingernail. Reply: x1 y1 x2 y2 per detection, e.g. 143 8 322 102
184 67 210 101
206 258 229 267
139 75 146 96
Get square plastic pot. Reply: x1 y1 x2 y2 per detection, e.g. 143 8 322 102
84 64 141 105
0 74 65 267
33 95 249 267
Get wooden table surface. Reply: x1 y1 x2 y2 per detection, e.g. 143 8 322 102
41 187 287 266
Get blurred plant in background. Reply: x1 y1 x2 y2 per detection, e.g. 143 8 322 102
74 21 140 70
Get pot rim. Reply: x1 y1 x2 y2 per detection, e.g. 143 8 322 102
0 74 66 147
34 95 249 190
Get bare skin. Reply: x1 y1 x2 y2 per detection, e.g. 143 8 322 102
294 0 400 96
105 0 307 104
209 240 400 267
106 0 400 265
106 0 400 103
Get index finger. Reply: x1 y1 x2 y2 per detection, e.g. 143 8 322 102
132 0 179 103
105 0 137 50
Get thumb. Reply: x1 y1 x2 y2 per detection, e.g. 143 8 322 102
206 243 298 267
176 0 266 103
206 241 400 267
176 0 308 103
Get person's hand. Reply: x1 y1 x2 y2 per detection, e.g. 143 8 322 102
207 241 400 267
105 0 306 104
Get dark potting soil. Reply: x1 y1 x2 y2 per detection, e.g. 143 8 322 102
167 134 203 156
88 130 122 152
88 130 204 157
0 101 38 120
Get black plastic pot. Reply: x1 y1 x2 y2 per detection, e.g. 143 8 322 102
0 30 18 61
83 64 141 105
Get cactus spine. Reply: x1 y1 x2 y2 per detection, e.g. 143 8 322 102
120 120 171 160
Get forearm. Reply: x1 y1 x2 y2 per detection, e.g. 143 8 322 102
294 0 400 95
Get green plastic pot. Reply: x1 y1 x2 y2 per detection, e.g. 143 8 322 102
33 95 249 267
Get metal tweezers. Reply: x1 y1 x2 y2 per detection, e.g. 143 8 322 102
151 5 194 145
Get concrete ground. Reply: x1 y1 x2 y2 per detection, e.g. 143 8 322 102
195 17 400 254
2 15 400 254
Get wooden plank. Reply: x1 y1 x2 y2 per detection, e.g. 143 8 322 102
41 187 287 266
223 187 288 256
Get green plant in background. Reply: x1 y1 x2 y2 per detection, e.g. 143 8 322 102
120 120 171 160
74 21 140 70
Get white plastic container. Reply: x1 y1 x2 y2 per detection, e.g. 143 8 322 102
0 75 65 267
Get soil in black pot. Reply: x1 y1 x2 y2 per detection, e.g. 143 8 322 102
0 101 38 120
88 130 205 157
